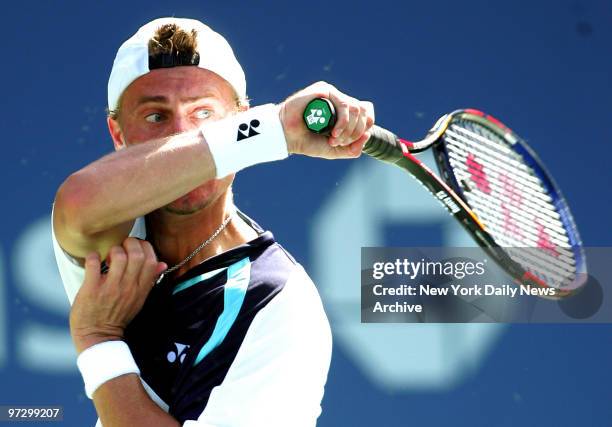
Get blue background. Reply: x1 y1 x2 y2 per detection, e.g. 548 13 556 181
2 0 611 426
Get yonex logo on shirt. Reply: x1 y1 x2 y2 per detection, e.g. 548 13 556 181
167 342 190 364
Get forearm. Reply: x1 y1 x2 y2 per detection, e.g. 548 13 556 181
72 245 179 427
55 129 214 236
93 374 180 427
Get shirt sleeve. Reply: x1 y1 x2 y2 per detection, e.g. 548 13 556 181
50 204 147 304
182 265 333 427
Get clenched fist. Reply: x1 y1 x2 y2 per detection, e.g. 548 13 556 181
70 238 167 354
279 81 375 159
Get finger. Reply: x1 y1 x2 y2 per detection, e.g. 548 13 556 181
138 240 163 288
362 101 375 130
83 252 101 289
348 132 370 157
122 237 145 287
327 91 350 144
105 246 128 287
349 106 368 144
156 262 168 275
336 103 360 145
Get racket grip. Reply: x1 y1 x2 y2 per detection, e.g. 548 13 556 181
363 126 404 164
303 98 404 164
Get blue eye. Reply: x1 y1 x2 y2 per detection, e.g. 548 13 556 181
145 113 164 123
195 109 212 119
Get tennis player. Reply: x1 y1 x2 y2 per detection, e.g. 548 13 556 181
52 17 373 427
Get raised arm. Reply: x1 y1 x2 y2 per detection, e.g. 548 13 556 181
53 81 373 261
53 128 215 260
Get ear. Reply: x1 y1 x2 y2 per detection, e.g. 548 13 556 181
236 97 249 113
107 116 126 150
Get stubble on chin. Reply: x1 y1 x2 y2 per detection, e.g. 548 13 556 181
163 199 211 215
161 180 222 216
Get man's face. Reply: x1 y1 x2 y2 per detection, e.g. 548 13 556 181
108 67 239 215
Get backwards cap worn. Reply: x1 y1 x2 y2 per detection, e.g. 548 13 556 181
107 17 246 111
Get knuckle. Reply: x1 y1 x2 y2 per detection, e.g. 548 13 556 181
122 238 136 251
130 251 145 262
336 121 347 132
312 80 330 91
124 237 139 245
361 101 375 118
110 245 125 257
145 250 158 263
112 252 127 264
337 114 349 126
124 238 146 255
144 257 157 268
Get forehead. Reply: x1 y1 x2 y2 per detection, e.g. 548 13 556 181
120 67 235 108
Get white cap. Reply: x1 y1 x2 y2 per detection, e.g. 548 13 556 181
107 17 246 111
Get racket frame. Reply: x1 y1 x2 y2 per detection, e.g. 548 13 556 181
371 109 586 297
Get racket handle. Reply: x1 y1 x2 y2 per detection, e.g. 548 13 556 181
303 98 404 164
364 126 404 163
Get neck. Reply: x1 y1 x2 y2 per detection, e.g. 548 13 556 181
146 190 258 279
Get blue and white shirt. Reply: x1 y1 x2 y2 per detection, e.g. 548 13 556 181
52 211 332 427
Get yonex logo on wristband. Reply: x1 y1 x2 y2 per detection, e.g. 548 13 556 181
204 104 288 178
237 120 261 141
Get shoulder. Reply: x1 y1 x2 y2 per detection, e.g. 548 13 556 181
242 251 332 360
245 241 330 332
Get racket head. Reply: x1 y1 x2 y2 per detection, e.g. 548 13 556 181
431 109 586 296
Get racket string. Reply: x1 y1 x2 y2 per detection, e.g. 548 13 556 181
473 213 576 270
444 139 557 208
446 121 565 232
446 129 555 204
444 146 570 243
448 127 548 188
457 194 572 250
443 119 578 289
446 150 566 233
506 248 576 287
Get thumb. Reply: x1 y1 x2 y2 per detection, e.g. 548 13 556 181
83 252 101 288
156 262 168 276
349 133 368 156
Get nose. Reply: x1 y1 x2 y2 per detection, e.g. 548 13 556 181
169 111 198 134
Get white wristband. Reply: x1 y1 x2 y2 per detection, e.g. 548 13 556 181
202 103 289 178
76 340 140 399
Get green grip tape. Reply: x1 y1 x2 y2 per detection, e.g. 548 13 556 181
303 98 336 134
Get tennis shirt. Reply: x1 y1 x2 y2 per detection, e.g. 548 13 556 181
52 210 332 427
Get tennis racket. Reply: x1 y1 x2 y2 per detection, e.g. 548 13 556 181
304 99 587 298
